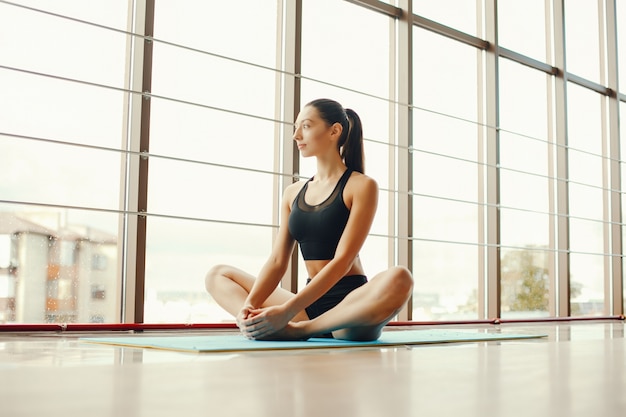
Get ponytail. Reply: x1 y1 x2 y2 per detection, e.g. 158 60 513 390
305 98 365 174
341 108 364 174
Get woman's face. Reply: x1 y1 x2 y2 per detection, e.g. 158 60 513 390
293 106 339 158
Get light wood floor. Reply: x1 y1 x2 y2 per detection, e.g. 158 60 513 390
0 320 624 417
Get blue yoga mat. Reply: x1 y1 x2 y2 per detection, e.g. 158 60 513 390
80 329 546 353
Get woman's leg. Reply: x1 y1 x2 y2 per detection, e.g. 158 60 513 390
204 264 309 321
293 266 413 341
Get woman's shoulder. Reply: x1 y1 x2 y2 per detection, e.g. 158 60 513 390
285 177 308 193
283 178 308 205
344 172 378 209
347 171 378 192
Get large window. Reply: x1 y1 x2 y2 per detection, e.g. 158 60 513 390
1 0 624 325
498 60 551 318
412 27 480 320
0 0 128 323
146 0 280 323
567 83 606 315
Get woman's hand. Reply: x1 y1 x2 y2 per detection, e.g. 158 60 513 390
239 304 292 340
236 305 256 332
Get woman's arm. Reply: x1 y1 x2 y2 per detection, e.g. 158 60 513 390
242 183 299 310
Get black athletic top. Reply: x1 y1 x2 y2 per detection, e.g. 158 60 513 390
288 169 352 260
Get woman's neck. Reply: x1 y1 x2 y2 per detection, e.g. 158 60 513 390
314 153 346 182
314 164 347 183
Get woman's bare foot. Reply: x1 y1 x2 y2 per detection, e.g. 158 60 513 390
254 321 310 341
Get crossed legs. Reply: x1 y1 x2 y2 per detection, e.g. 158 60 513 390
205 265 413 341
204 264 308 322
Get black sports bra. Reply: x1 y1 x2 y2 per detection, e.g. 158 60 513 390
288 169 352 260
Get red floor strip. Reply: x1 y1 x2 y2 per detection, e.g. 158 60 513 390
0 315 623 333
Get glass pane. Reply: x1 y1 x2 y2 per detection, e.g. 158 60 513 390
567 83 603 155
1 135 122 211
151 41 277 121
414 27 479 122
617 1 626 92
0 204 121 323
153 0 278 68
412 241 479 320
150 98 277 173
148 1 280 323
564 0 602 82
622 103 626 314
0 0 128 87
569 217 605 317
501 248 551 318
302 0 391 98
498 0 547 63
500 116 551 321
499 60 549 143
144 218 274 324
567 83 604 220
145 164 275 324
411 25 480 319
360 235 393 278
499 60 551 273
499 132 550 188
413 0 478 37
148 162 274 224
365 141 392 192
570 216 604 255
0 235 11 269
569 181 604 222
570 252 605 316
412 94 478 206
2 0 129 30
411 118 479 318
567 82 605 316
413 197 478 245
370 189 391 239
500 208 549 250
0 2 128 324
412 150 478 202
568 151 603 189
1 42 126 148
413 111 478 161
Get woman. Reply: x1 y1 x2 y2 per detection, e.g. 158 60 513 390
205 98 413 341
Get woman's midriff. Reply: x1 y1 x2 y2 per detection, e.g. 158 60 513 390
304 257 364 280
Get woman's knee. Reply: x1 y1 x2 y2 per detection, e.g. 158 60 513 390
388 265 413 294
204 264 233 293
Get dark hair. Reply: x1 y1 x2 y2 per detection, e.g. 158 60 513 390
306 98 365 174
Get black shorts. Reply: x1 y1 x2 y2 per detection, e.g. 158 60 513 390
304 274 367 338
